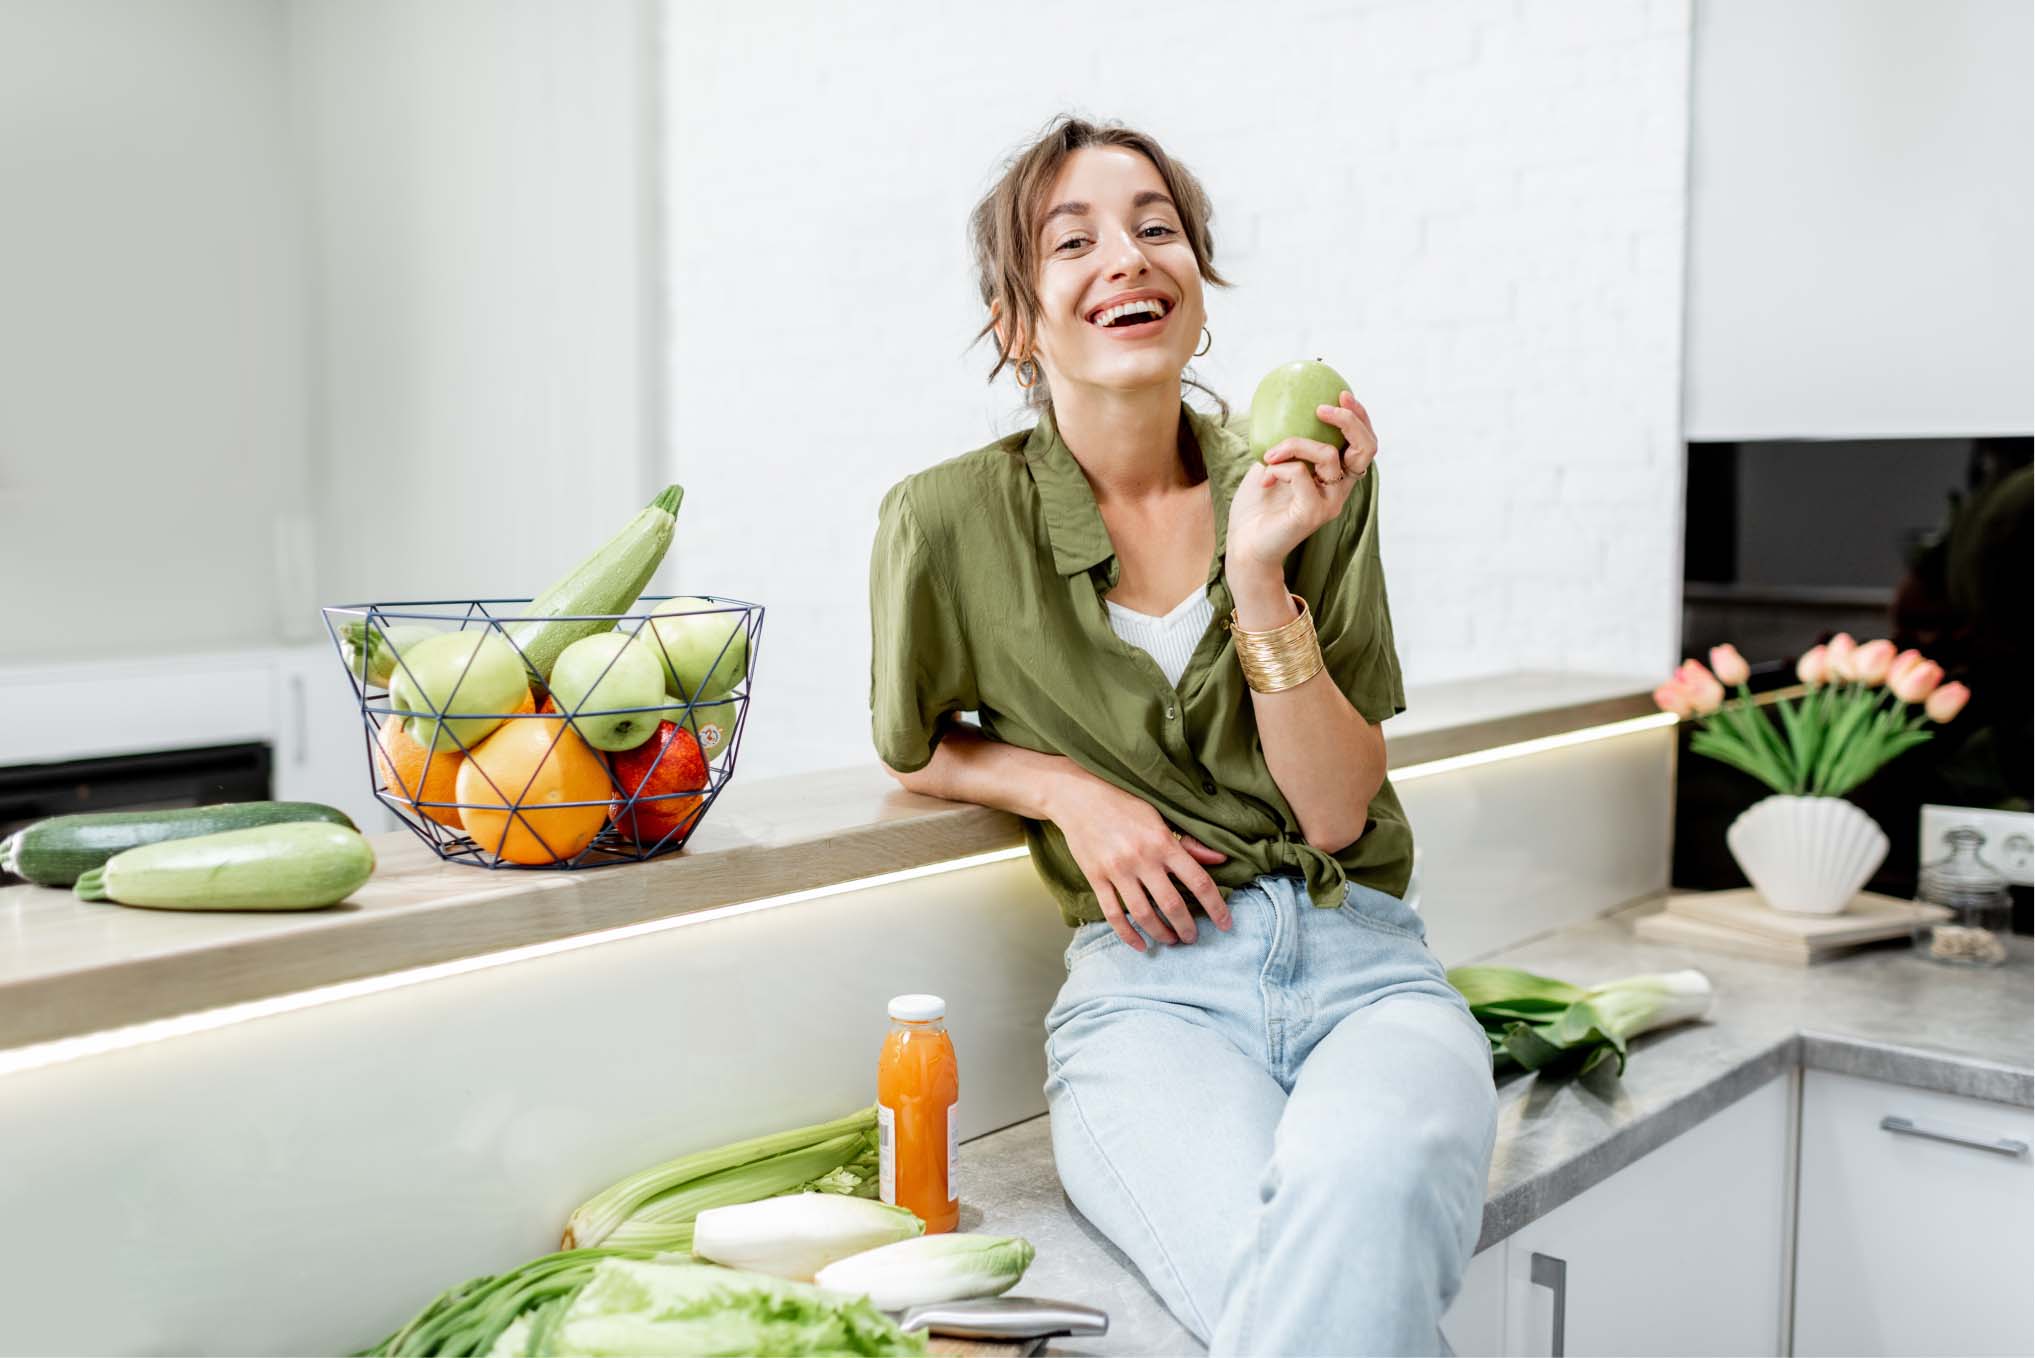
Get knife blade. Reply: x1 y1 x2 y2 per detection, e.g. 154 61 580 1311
893 1295 1108 1341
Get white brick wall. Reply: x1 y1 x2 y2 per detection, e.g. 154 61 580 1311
661 0 1691 780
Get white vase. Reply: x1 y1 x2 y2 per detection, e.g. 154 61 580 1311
1725 794 1889 916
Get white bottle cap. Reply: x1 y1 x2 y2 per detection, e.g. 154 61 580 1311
887 993 946 1022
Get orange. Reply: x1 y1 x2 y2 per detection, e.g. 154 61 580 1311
378 687 534 828
455 711 611 864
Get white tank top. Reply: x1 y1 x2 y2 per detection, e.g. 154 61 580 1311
1105 588 1215 689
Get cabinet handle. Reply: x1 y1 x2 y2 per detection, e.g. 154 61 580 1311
1529 1251 1567 1357
290 673 308 767
1879 1114 2030 1158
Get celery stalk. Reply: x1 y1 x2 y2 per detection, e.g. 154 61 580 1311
602 1129 875 1251
562 1106 877 1249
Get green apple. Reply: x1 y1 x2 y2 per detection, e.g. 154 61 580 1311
629 597 750 703
641 691 734 761
549 633 668 752
389 630 530 754
1248 359 1352 459
660 694 735 762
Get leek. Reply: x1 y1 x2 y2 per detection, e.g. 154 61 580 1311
692 1195 924 1281
563 1106 878 1249
1447 965 1713 1078
814 1233 1036 1311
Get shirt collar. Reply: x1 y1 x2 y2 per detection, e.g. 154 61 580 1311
1023 400 1249 579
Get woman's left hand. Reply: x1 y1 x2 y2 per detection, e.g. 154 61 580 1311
1225 390 1379 574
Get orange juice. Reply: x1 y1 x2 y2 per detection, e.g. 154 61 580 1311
876 993 959 1234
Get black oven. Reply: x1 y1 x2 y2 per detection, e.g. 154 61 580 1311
1 743 272 882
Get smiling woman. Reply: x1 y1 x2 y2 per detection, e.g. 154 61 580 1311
967 119 1231 421
871 114 1496 1356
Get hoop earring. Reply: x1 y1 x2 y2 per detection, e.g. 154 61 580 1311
1194 326 1212 358
1015 358 1039 390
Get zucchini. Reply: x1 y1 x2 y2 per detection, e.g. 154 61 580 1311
506 484 685 683
73 822 376 911
2 801 359 888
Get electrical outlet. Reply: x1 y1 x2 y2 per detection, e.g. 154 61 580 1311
1918 804 2035 886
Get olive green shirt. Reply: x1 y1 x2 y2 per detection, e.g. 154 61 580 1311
868 399 1413 928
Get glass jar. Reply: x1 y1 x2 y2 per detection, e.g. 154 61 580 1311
1912 827 2012 967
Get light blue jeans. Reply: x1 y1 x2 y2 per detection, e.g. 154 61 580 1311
1042 871 1498 1357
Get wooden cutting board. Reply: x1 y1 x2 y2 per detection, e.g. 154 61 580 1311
1667 888 1949 944
1635 889 1951 965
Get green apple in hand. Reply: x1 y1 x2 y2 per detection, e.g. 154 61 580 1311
1249 359 1352 459
629 597 749 703
389 630 530 753
550 633 668 752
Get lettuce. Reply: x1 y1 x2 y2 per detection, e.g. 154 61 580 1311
486 1258 927 1357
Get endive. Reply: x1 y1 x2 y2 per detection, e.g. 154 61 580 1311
692 1194 923 1281
814 1233 1036 1311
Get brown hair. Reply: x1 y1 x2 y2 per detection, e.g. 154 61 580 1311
968 114 1233 422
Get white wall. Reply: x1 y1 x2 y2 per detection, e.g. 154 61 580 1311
662 0 1694 781
289 0 657 613
0 0 309 662
1684 0 2034 441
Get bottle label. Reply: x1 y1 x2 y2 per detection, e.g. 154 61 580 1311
877 1103 896 1205
946 1100 958 1202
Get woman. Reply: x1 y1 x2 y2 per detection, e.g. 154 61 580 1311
868 115 1498 1357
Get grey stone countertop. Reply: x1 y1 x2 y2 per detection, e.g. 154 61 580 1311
953 896 2034 1356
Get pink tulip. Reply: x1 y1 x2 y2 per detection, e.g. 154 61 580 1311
1825 632 1858 681
1796 645 1829 686
1708 643 1751 687
1924 681 1969 723
1886 649 1926 688
1653 680 1696 719
1676 659 1725 716
1853 639 1898 686
1890 659 1943 705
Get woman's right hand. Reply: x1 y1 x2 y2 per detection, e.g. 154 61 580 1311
1049 772 1233 951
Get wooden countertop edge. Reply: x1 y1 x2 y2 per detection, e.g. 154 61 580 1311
3 679 1660 1052
6 796 1022 1052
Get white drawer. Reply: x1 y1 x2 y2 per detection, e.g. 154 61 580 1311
1794 1068 2033 1356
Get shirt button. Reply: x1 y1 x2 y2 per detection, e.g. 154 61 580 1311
1164 703 1177 720
1201 777 1217 795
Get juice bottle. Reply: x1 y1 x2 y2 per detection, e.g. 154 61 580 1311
876 993 959 1234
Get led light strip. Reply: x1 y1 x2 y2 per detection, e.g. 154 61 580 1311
1388 710 1679 782
0 845 1032 1080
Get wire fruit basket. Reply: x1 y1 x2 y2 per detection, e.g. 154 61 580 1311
320 596 762 870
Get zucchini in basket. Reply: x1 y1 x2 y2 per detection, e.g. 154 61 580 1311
2 801 358 887
73 822 375 911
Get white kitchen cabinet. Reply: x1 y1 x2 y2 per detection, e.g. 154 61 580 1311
1500 1073 1791 1356
1792 1068 2033 1357
272 643 400 832
1440 1242 1508 1356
